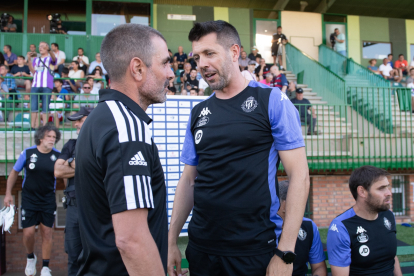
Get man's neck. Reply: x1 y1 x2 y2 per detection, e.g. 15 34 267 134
215 69 248 100
54 49 58 53
37 145 52 154
5 52 10 57
110 82 150 111
190 76 195 80
40 53 48 58
57 86 62 92
18 64 24 68
353 203 379 221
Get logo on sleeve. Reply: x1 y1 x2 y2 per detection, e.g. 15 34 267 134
129 151 147 166
281 92 289 101
241 96 258 113
298 228 307 241
199 107 211 117
195 130 203 144
384 217 392 230
329 224 339 232
30 154 38 163
359 245 370 257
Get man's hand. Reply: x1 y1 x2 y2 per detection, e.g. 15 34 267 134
167 243 188 276
70 159 76 169
4 193 13 207
266 255 293 276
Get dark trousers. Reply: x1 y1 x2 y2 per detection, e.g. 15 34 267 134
186 245 276 276
65 204 82 276
301 116 317 134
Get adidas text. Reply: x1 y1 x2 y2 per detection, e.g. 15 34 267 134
129 151 147 166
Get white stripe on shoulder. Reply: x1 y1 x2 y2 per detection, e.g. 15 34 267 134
131 113 143 142
106 100 129 143
123 176 137 210
119 102 136 141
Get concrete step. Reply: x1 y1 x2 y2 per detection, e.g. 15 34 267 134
297 84 308 88
309 100 328 105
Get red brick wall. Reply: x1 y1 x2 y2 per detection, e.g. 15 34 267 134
0 176 67 273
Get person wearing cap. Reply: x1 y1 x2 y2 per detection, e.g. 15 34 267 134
291 88 318 135
241 60 258 81
248 46 262 61
54 107 93 276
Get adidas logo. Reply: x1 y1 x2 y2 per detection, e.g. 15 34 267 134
129 151 147 166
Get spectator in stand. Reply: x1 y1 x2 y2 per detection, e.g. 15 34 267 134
88 53 107 75
271 26 288 69
173 46 187 71
238 51 250 71
61 67 77 93
69 61 85 88
51 43 66 76
3 45 17 69
56 21 68 34
168 49 174 63
27 41 57 129
73 48 89 75
255 58 271 80
25 44 40 62
11 56 31 100
73 81 98 108
182 68 199 95
379 58 401 82
49 87 65 128
334 28 346 56
167 78 176 95
270 65 288 93
180 62 192 85
291 88 318 135
0 64 17 93
239 45 244 58
88 67 104 91
394 54 408 76
287 81 297 99
406 68 414 113
198 77 208 96
0 52 5 65
241 60 257 81
410 56 414 70
189 89 197 96
388 54 394 68
2 15 17 32
80 77 99 95
187 52 197 69
259 73 273 86
367 59 381 75
248 46 262 61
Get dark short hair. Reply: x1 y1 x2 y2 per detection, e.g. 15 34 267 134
86 77 94 82
54 79 63 84
30 44 36 48
78 47 84 51
51 43 59 49
410 68 414 72
0 64 9 71
369 59 376 64
349 166 390 200
190 68 197 73
72 60 79 66
17 55 25 59
62 67 69 74
34 125 61 145
334 28 339 31
277 26 282 29
399 54 404 57
101 23 166 82
278 180 289 201
4 45 11 51
188 20 241 50
388 53 393 57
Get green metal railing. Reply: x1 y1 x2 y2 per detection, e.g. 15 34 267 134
285 43 347 106
319 44 390 87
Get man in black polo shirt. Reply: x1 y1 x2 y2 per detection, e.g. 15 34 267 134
168 20 310 276
278 180 327 276
4 125 61 276
272 26 288 69
75 23 174 276
54 107 92 276
290 88 317 135
173 46 188 71
327 166 402 276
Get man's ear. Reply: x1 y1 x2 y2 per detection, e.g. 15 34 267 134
357 186 368 199
230 44 240 62
130 57 145 82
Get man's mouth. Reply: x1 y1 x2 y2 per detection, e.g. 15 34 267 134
204 72 216 81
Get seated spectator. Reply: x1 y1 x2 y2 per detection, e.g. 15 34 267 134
53 79 70 101
81 77 99 95
73 82 98 109
61 67 77 93
167 78 176 95
198 77 208 96
73 48 89 75
0 52 4 65
0 64 17 94
238 51 250 71
277 180 327 276
187 52 197 69
25 44 40 63
189 89 198 96
10 56 31 101
410 56 414 70
255 58 271 80
69 61 85 88
180 63 192 85
0 76 8 122
291 88 318 135
407 68 414 86
88 52 107 75
2 15 17 32
182 69 199 95
254 56 261 69
173 46 187 71
49 87 65 128
88 67 104 90
241 60 257 81
168 49 174 64
248 46 262 61
394 54 408 76
3 45 17 70
270 65 288 93
50 43 66 76
367 59 381 75
287 81 297 99
259 73 273 86
406 68 414 113
56 21 67 34
379 58 401 82
387 54 394 68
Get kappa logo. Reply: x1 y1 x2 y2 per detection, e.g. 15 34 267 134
241 96 258 113
298 228 307 241
356 226 366 234
129 151 147 166
329 224 339 232
280 92 289 101
384 217 392 230
30 154 38 163
199 107 211 117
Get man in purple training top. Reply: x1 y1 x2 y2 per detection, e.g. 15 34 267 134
27 42 57 130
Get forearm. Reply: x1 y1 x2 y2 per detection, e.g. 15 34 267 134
281 85 287 93
55 164 75 178
49 51 56 62
6 170 18 195
27 60 35 74
311 263 327 276
394 256 402 276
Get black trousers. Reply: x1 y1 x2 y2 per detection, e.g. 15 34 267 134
301 116 317 134
186 245 276 276
65 203 82 276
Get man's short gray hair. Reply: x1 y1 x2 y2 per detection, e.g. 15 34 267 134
100 24 166 82
279 180 289 201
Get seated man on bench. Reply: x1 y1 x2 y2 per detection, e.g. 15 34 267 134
290 88 317 136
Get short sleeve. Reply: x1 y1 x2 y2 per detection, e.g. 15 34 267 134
281 74 289 86
50 56 57 66
309 221 326 264
327 220 351 267
96 125 154 215
58 141 73 161
61 51 66 60
13 150 26 172
180 112 198 166
268 88 305 151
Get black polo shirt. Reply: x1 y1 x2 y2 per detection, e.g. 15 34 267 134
57 139 76 191
75 89 168 275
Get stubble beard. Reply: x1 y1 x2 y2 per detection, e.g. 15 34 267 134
367 192 390 213
140 69 169 107
206 54 233 91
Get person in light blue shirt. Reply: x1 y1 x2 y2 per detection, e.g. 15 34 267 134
334 28 346 56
